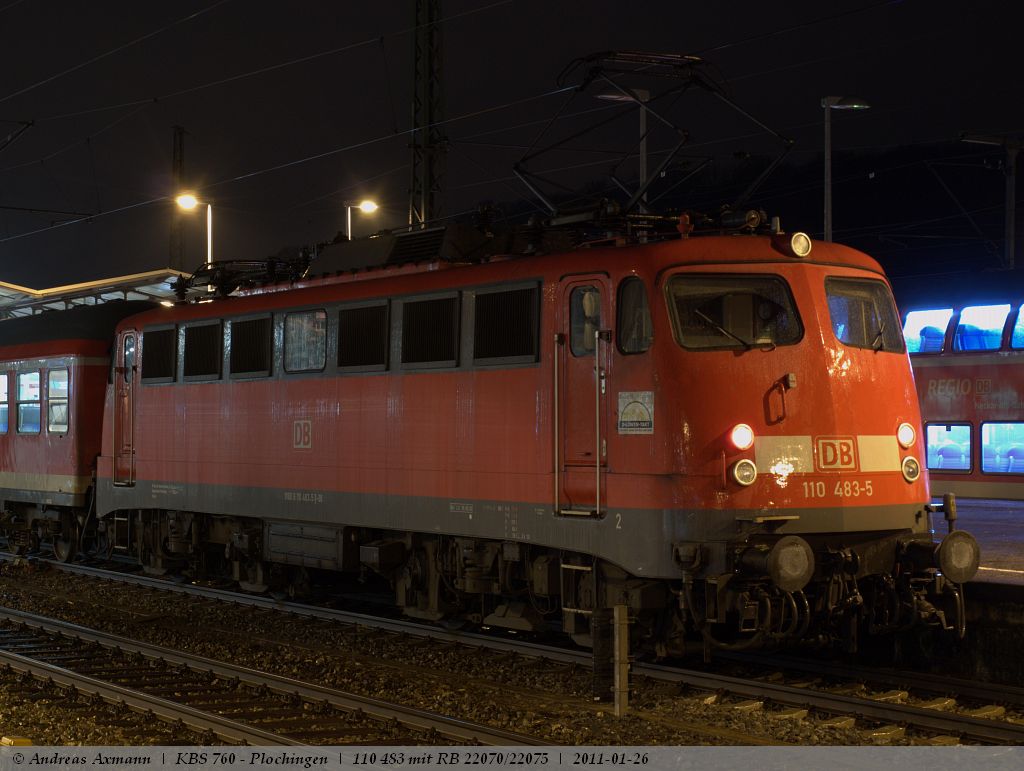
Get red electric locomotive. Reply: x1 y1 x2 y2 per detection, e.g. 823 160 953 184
0 301 155 559
905 301 1024 500
56 222 975 655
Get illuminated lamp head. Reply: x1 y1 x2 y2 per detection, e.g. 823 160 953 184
730 423 755 451
770 231 812 258
790 232 812 257
897 422 917 449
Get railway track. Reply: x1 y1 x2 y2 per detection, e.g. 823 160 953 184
8 556 1024 744
0 606 548 746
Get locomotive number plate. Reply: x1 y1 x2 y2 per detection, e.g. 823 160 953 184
802 479 874 498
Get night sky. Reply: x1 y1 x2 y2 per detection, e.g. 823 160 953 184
0 0 1019 300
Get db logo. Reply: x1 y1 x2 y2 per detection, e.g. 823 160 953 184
816 436 857 471
293 419 312 449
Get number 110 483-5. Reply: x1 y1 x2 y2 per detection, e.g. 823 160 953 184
802 480 873 498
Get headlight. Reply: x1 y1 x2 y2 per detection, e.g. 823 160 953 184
902 456 921 483
732 459 758 486
897 422 916 449
730 423 755 451
790 232 812 257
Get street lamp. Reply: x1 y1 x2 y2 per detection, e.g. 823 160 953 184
345 199 379 241
175 193 212 267
822 95 870 242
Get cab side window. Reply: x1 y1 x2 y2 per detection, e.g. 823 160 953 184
617 277 652 354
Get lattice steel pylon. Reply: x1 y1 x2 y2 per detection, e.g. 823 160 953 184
408 0 445 229
169 125 186 270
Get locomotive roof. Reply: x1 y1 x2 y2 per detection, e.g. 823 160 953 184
0 300 157 348
294 233 888 291
117 234 890 329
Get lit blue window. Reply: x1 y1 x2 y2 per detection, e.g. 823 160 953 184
953 304 1009 351
925 424 971 471
0 373 7 433
903 309 952 353
1010 305 1024 349
982 422 1024 474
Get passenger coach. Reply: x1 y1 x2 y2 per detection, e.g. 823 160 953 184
0 301 155 558
905 301 1024 499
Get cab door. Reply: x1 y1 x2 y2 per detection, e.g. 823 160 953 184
113 331 137 486
557 277 611 515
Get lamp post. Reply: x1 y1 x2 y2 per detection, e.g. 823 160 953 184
175 193 212 267
822 96 870 242
345 199 379 241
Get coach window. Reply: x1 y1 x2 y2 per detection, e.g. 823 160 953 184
284 310 327 372
902 308 953 353
339 304 388 370
953 304 1009 352
925 424 971 472
401 296 459 368
981 422 1024 474
16 371 40 434
617 277 652 354
229 316 272 377
0 374 7 433
183 322 223 380
473 286 539 365
1011 305 1024 349
47 369 69 433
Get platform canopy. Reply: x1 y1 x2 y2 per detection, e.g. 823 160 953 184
0 269 190 318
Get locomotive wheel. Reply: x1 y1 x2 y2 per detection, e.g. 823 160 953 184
83 529 113 561
266 566 310 601
52 514 80 563
287 567 312 601
237 559 270 594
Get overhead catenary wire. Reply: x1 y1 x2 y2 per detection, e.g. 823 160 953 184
0 84 576 244
0 0 1004 256
0 0 235 107
25 0 514 125
0 0 515 180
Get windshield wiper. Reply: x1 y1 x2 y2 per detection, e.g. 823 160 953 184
871 322 886 352
695 309 752 350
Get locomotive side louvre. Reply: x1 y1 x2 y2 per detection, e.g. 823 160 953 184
83 236 979 653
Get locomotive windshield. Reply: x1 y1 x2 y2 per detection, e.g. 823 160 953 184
825 277 905 353
667 274 802 350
